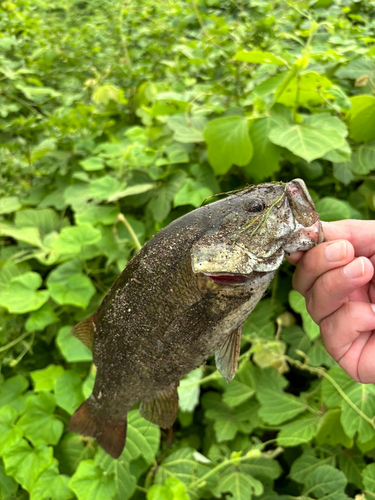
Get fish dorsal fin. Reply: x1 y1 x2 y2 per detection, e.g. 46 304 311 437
71 315 96 351
140 383 179 429
215 325 242 383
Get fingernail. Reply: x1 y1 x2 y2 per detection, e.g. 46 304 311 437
343 258 365 279
325 241 346 262
371 305 375 314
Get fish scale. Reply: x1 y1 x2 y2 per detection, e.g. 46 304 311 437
69 179 324 458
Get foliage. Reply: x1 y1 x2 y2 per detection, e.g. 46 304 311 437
1 0 375 498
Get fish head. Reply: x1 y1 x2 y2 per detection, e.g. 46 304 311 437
191 179 323 283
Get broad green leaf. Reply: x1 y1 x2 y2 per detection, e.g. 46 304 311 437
94 449 137 500
26 302 59 332
351 142 375 174
213 464 263 500
243 298 279 340
18 392 64 446
51 224 101 255
204 116 253 175
30 468 73 500
338 448 365 489
178 367 203 413
307 340 336 368
167 114 207 143
79 157 105 171
289 290 320 340
290 448 334 484
348 95 375 143
174 178 212 208
55 371 85 415
222 362 256 407
303 465 347 499
332 162 354 186
0 197 21 215
90 176 124 201
324 140 352 163
276 72 332 107
321 366 356 408
122 410 160 463
148 171 186 222
0 464 18 498
107 182 156 203
56 325 93 363
0 223 43 248
69 460 117 500
93 84 126 105
47 260 96 308
335 57 375 80
315 409 353 447
363 463 375 493
315 197 352 221
147 477 189 500
244 117 283 181
0 406 23 454
75 205 119 226
55 433 96 477
245 457 282 481
235 50 286 66
3 440 54 492
268 122 344 163
340 384 375 444
277 415 320 447
30 364 64 392
64 183 91 212
0 272 49 314
15 208 60 235
0 375 29 412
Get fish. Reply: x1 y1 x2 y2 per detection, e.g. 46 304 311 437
69 178 324 458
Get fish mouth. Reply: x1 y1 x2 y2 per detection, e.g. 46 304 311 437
205 274 251 286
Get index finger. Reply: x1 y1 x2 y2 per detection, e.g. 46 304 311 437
320 220 375 257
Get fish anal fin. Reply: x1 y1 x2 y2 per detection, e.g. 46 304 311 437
69 399 127 459
215 324 243 383
71 315 96 351
140 383 179 429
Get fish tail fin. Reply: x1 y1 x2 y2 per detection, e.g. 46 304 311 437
69 400 127 459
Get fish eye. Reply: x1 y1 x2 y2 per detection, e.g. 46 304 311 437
246 198 265 212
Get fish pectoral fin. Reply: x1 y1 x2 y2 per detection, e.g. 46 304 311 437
140 383 179 429
215 324 242 383
69 399 127 459
71 315 96 350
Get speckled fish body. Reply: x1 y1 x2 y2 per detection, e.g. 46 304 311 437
69 179 323 458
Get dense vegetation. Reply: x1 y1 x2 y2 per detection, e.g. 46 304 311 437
1 0 375 498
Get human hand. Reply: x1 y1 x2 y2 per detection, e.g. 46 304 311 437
286 220 375 383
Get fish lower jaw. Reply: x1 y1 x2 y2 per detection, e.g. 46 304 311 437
204 273 251 286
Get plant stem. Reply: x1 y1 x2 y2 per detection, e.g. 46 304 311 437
116 213 142 251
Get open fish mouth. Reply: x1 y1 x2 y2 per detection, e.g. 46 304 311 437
205 274 251 286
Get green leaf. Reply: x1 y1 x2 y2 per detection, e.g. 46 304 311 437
222 362 256 407
323 140 352 163
30 364 65 392
55 371 85 415
277 415 320 447
55 433 96 477
30 468 73 500
0 272 49 314
0 375 29 412
307 340 336 368
235 50 286 65
3 440 54 492
178 367 203 413
148 171 186 222
90 176 124 201
107 182 156 203
363 463 375 493
51 224 101 255
147 477 190 500
0 406 23 455
351 142 375 174
332 162 354 186
26 302 59 332
174 178 212 208
15 208 60 235
315 197 352 221
0 196 21 215
94 450 137 500
290 448 334 484
122 410 160 463
47 260 96 308
69 460 117 500
0 223 43 248
289 290 320 340
79 157 105 171
348 95 375 143
276 72 332 107
167 114 207 143
303 465 347 499
338 448 365 489
18 392 64 446
75 205 119 226
268 120 344 163
321 366 355 408
340 384 375 444
204 116 253 175
56 325 93 363
316 409 353 447
0 464 18 499
213 464 263 500
244 117 283 181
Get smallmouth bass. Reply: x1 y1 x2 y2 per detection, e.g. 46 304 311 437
69 179 323 458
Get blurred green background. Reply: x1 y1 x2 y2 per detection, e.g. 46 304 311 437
1 0 375 498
